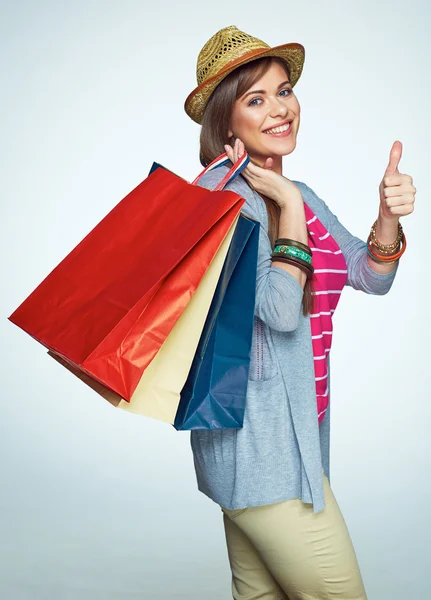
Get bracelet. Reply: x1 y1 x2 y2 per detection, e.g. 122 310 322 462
369 219 403 254
272 252 314 271
369 238 401 256
275 238 312 255
271 254 314 277
272 256 314 278
366 231 407 263
273 245 312 265
366 247 399 264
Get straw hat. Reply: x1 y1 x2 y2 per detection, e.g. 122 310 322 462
184 25 305 125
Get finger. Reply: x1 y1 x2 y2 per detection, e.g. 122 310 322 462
239 157 259 178
234 138 240 162
248 159 273 178
384 184 414 197
384 174 413 187
230 139 235 164
384 140 402 176
237 138 243 163
385 194 415 207
224 144 234 163
227 142 237 165
263 157 274 170
385 204 414 216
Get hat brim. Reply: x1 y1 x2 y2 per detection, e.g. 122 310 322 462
184 42 305 125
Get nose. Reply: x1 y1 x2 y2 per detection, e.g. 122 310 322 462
268 95 289 119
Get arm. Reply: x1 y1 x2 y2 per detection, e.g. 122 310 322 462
196 168 304 331
296 182 399 295
365 209 400 275
273 201 308 291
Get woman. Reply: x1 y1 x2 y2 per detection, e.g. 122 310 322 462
183 26 414 600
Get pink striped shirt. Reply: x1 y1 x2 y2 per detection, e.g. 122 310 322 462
304 203 348 424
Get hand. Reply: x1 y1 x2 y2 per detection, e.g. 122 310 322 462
378 141 416 220
223 139 302 209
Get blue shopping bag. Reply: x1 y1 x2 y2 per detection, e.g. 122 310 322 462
173 213 259 430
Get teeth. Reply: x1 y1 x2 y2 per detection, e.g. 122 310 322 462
264 122 291 134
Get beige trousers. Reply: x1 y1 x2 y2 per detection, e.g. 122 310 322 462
221 472 368 600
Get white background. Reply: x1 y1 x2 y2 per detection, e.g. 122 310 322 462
1 1 430 598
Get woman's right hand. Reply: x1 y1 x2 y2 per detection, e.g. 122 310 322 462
224 139 303 210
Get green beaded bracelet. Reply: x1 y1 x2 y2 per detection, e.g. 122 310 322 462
275 238 311 255
273 245 312 265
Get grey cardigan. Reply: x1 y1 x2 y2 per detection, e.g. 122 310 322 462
190 166 399 513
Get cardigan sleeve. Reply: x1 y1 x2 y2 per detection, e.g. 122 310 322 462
195 167 304 331
296 181 399 295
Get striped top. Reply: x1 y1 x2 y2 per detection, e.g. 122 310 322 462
305 203 348 424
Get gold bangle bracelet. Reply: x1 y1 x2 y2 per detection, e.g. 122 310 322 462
369 240 401 256
369 219 403 253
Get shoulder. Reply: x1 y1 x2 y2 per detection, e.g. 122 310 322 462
292 179 334 229
195 165 267 223
291 180 321 207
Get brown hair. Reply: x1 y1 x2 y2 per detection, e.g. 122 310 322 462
199 56 313 317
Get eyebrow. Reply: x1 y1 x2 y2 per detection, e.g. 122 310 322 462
241 80 292 100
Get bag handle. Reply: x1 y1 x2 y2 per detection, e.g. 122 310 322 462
191 151 250 191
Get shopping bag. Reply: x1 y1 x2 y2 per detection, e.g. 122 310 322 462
9 151 250 402
173 212 260 430
47 212 239 420
99 160 242 422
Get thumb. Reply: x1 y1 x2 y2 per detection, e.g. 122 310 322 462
385 140 402 176
263 157 274 170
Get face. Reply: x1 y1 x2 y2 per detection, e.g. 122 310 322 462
228 61 300 165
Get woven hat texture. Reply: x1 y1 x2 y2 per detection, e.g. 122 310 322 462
184 25 305 124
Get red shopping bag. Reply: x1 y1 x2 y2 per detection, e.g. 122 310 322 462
8 152 249 401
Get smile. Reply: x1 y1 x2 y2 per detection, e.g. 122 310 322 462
263 121 293 136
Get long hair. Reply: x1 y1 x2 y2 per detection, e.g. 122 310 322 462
199 56 313 316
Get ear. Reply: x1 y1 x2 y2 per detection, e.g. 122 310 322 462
228 129 233 138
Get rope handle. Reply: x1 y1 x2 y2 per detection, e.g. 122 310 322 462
191 151 250 191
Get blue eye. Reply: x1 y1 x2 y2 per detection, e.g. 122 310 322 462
248 89 293 106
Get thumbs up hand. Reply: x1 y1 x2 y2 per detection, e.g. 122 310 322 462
378 141 416 221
